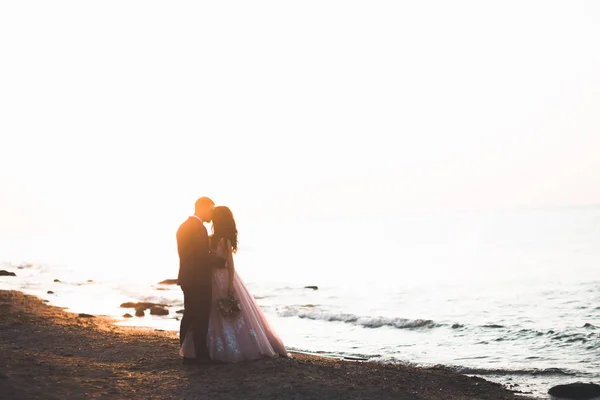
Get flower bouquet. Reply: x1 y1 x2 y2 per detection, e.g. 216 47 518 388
217 294 241 318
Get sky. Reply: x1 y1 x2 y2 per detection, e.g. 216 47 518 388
1 0 600 247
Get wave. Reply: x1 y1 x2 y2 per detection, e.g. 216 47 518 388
447 366 584 377
287 349 593 380
287 347 379 360
517 327 598 342
278 308 438 329
278 307 600 352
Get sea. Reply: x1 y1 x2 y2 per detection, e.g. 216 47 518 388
1 206 599 399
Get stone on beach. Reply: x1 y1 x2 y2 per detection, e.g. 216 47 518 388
548 382 600 399
123 313 133 318
149 306 169 316
122 301 170 318
78 313 95 318
0 270 16 276
120 302 167 310
176 309 185 314
304 285 319 290
47 291 54 294
158 279 178 285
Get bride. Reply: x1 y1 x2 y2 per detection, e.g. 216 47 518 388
181 206 288 362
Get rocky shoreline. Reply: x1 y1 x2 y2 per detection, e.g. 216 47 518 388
0 290 537 399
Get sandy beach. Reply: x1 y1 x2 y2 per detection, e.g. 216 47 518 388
0 290 534 399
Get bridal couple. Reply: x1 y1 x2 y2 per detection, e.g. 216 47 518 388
177 197 288 364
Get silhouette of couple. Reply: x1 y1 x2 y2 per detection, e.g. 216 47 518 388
177 197 288 365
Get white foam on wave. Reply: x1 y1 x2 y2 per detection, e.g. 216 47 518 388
278 308 437 329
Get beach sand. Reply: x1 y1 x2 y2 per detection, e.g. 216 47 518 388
0 290 534 399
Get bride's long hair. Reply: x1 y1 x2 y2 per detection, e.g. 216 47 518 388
211 206 238 252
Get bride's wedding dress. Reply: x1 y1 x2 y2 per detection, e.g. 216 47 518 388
181 242 288 362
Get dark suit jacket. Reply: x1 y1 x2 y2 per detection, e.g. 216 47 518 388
176 216 225 291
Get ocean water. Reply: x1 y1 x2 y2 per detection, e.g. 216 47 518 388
1 206 599 399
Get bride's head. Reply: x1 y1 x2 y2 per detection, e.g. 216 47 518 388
211 206 238 252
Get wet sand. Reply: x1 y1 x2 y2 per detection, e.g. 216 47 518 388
0 290 534 399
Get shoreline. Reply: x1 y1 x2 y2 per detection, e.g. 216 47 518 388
0 290 535 399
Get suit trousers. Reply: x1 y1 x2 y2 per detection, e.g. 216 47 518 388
180 285 212 361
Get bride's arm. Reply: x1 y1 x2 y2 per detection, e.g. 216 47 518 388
224 239 235 295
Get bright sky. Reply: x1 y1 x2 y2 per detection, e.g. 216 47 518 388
1 0 600 244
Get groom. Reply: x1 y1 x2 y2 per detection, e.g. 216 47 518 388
176 196 226 364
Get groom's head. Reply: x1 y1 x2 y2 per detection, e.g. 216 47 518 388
194 197 215 222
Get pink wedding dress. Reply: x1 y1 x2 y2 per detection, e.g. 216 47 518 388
181 243 288 362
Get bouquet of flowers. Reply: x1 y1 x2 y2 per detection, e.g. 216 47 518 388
217 295 241 318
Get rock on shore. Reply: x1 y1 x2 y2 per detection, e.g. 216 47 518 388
548 382 600 399
150 306 169 316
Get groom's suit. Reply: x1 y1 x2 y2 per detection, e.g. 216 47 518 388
176 215 226 361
